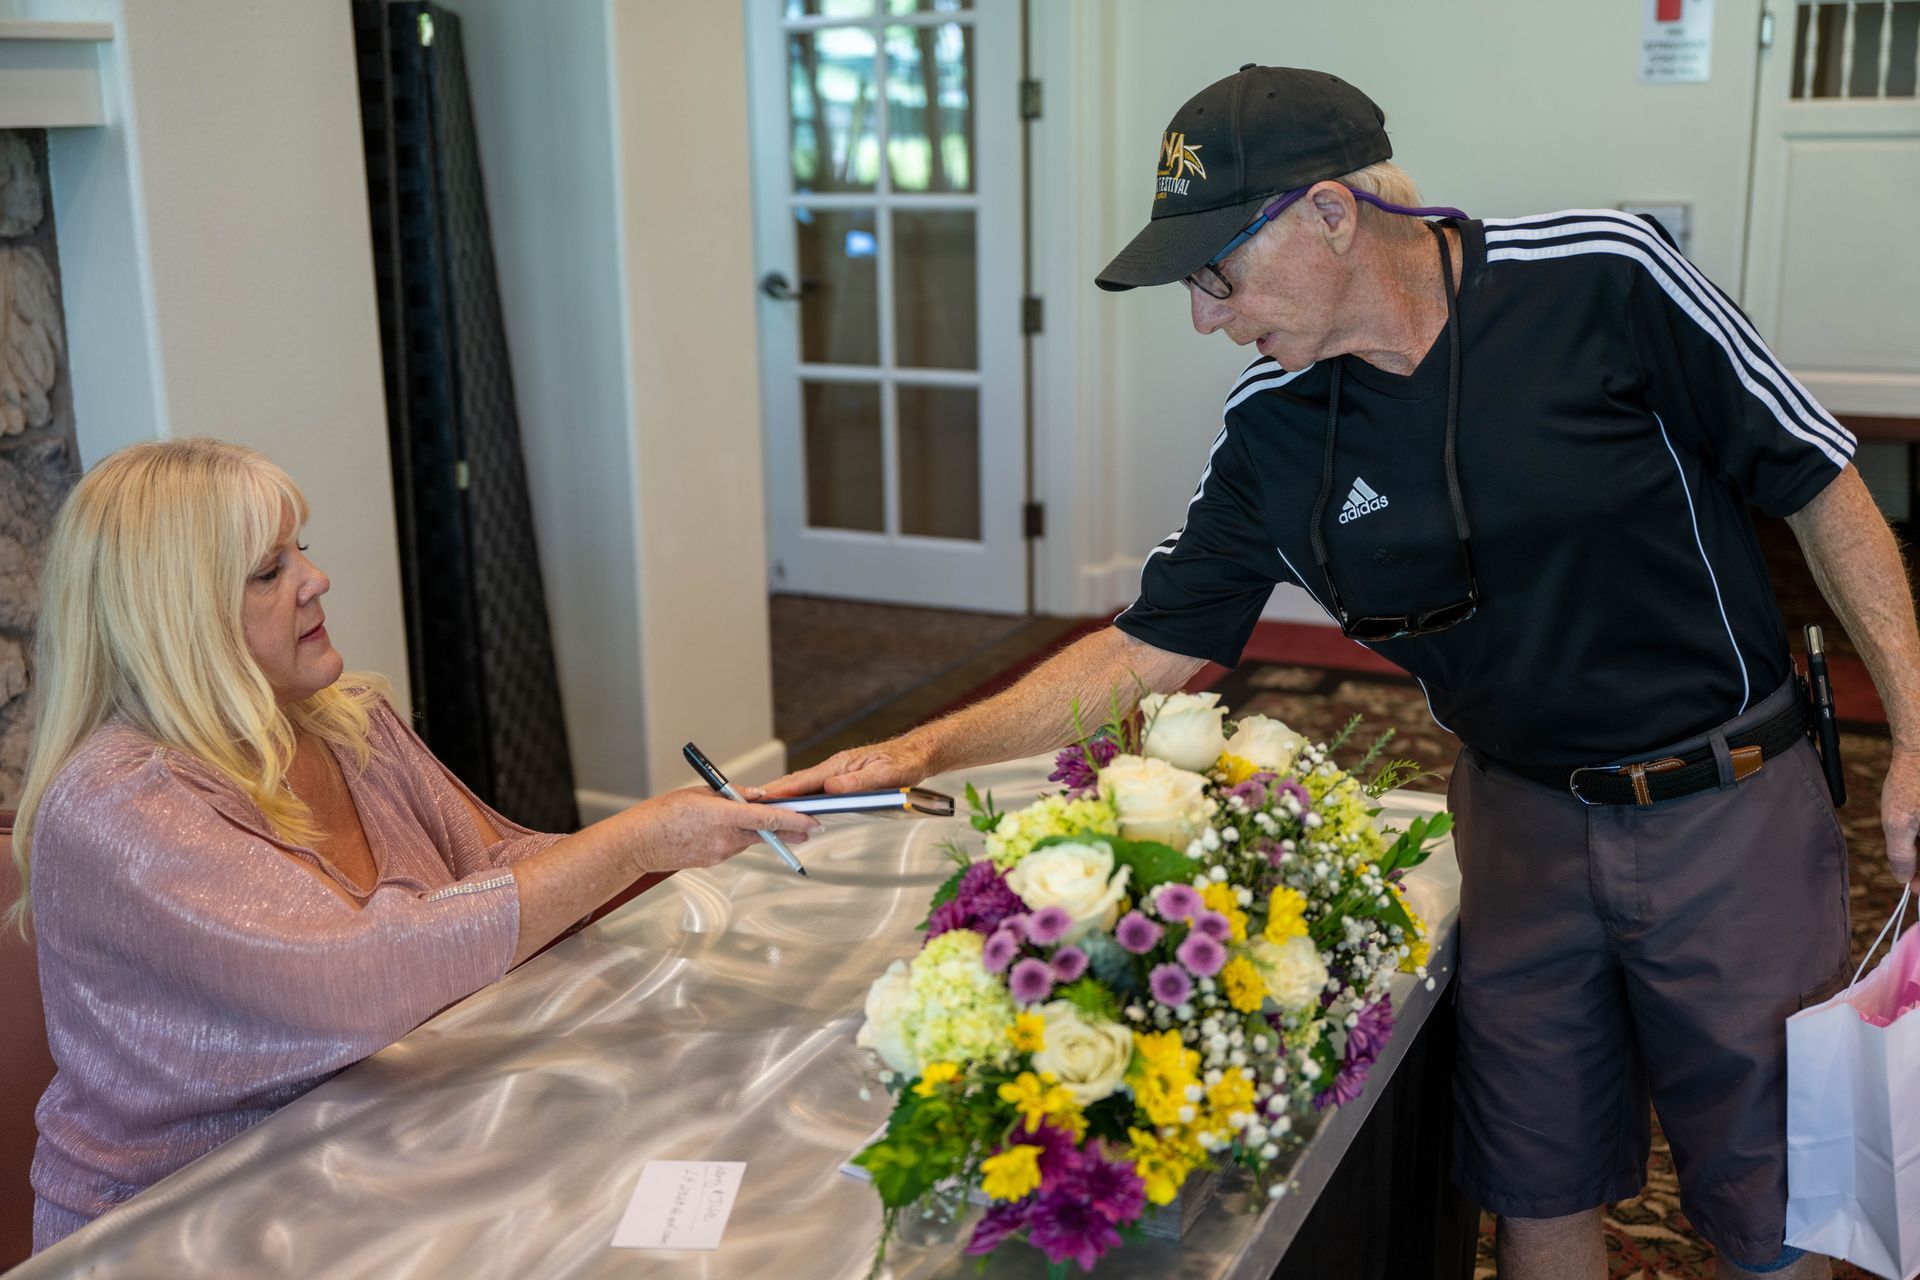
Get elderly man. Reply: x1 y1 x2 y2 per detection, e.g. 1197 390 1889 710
768 65 1920 1280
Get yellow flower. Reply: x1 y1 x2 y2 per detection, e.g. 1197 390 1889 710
1207 1066 1256 1126
1220 954 1266 1013
1390 883 1430 974
1201 882 1248 942
980 1143 1043 1201
1127 1031 1200 1128
1128 1127 1201 1206
1216 752 1260 785
911 1061 961 1097
1008 1011 1046 1054
1265 886 1309 944
998 1070 1086 1138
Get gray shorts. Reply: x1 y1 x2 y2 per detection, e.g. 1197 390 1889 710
1447 677 1851 1269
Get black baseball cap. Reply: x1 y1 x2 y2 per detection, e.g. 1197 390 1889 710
1095 65 1391 292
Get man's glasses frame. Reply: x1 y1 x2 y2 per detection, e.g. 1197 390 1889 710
1183 187 1474 301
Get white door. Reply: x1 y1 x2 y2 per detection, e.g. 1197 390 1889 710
1744 1 1920 416
746 0 1026 613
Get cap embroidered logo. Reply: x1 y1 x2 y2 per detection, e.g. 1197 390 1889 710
1338 477 1390 524
1157 131 1207 199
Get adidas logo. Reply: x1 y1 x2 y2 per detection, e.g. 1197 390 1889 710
1337 477 1389 524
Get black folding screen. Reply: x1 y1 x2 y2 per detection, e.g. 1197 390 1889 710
353 0 579 833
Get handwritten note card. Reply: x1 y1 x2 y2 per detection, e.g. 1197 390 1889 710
611 1161 746 1251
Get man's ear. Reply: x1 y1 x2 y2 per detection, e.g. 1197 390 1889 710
1305 181 1359 255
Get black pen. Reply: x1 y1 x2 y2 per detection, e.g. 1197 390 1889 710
682 742 808 876
1805 625 1847 807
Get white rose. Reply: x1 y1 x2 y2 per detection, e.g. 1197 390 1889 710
1031 1000 1133 1105
1139 691 1229 771
854 959 917 1075
1226 714 1307 776
1099 753 1210 850
1246 935 1329 1012
1004 841 1132 944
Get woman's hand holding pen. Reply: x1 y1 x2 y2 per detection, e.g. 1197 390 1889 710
617 789 821 874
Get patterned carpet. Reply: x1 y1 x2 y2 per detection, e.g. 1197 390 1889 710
1203 658 1895 1280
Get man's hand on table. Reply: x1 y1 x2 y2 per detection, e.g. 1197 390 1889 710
752 737 934 800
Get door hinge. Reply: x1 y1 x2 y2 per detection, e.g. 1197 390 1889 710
1023 501 1045 539
1021 295 1044 335
1758 7 1774 48
454 459 470 491
1020 79 1043 121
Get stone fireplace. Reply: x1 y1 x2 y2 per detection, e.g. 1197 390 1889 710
0 128 76 807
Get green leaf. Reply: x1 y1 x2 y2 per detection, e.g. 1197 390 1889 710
1057 977 1122 1024
1106 836 1195 892
966 783 1002 832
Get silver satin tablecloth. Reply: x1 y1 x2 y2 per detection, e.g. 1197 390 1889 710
12 756 1460 1279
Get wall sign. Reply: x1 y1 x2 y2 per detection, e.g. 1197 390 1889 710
1641 0 1714 83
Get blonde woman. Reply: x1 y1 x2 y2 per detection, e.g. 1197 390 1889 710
10 439 818 1251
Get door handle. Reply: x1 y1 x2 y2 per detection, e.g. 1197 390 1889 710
760 271 818 301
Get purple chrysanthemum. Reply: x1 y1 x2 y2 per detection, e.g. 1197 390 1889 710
1227 771 1277 810
1027 1190 1123 1271
964 1200 1032 1255
1027 906 1073 945
1275 779 1313 812
1258 837 1287 868
1314 998 1394 1110
1177 932 1226 977
1050 946 1088 983
1055 1146 1148 1226
1348 997 1395 1066
1313 1060 1370 1109
982 928 1021 973
1149 963 1192 1006
1048 734 1119 799
1191 909 1231 942
1028 1122 1081 1193
1115 911 1163 954
1010 958 1054 1005
1156 884 1201 921
928 860 1029 938
1000 912 1031 941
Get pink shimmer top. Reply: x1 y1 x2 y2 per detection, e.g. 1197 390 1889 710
28 699 563 1250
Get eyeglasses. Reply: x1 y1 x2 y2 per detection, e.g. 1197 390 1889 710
1184 188 1475 301
1308 221 1479 642
1184 189 1307 300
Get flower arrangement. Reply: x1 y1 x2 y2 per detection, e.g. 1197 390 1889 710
850 691 1453 1276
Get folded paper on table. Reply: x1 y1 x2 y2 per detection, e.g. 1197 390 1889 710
1785 890 1920 1280
611 1161 745 1251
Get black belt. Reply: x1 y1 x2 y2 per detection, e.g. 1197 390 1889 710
1488 696 1812 807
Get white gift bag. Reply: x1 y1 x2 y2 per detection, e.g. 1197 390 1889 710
1785 888 1920 1280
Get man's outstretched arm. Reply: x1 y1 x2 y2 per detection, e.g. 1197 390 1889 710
757 625 1206 797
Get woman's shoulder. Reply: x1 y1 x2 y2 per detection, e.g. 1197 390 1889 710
35 721 222 852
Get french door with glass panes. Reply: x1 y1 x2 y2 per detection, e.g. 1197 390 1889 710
747 0 1026 612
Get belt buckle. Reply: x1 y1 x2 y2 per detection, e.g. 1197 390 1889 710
1568 757 1688 807
1566 764 1621 807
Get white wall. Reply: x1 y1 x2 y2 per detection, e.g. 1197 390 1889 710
1033 0 1769 616
454 0 652 813
608 0 780 797
41 0 411 705
460 0 781 809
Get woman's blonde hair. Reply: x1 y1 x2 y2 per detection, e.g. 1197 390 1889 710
9 438 385 930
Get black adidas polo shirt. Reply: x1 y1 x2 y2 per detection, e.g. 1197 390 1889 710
1116 210 1856 767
